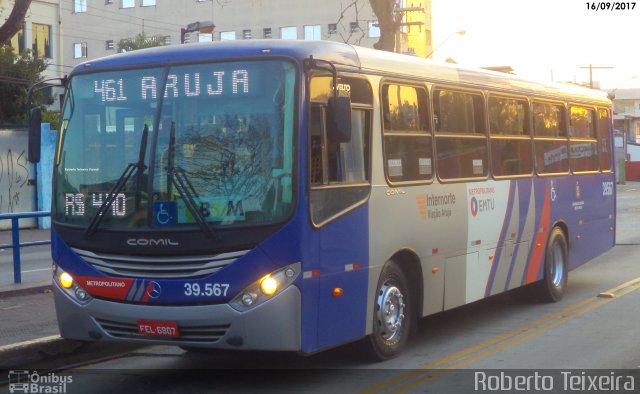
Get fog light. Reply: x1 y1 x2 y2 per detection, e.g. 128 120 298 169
242 293 256 306
75 287 89 301
59 272 74 289
260 276 278 296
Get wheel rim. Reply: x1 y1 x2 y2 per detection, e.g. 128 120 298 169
375 282 405 341
551 241 565 287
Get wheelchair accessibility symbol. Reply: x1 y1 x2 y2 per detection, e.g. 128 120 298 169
154 202 177 226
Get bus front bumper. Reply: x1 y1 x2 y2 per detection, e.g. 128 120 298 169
53 282 301 351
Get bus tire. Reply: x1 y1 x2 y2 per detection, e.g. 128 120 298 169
365 260 412 361
534 227 568 302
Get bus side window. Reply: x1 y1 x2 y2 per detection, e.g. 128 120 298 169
597 108 612 172
488 95 532 178
569 106 598 173
433 89 487 180
533 101 569 174
310 104 369 185
381 83 431 184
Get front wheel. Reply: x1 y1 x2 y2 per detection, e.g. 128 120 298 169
533 227 568 302
365 260 412 361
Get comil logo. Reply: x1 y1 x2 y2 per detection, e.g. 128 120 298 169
8 370 73 393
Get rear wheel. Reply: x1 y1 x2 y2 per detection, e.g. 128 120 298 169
533 227 568 302
365 260 412 361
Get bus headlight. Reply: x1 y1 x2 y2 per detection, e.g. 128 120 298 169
230 262 300 312
55 267 93 304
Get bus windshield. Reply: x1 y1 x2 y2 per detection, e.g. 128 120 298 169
54 60 296 231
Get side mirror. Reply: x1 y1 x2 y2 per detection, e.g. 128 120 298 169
28 107 42 164
327 96 352 144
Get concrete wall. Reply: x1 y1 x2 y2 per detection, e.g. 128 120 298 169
0 125 55 230
0 129 36 229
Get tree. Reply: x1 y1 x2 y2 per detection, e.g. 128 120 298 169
0 0 33 45
331 0 402 52
369 0 402 52
118 33 166 53
0 45 49 125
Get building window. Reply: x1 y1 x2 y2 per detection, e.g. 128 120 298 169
220 31 236 41
304 25 321 40
280 26 297 39
74 0 87 13
105 0 114 4
263 28 272 38
10 26 25 53
328 24 337 35
164 35 172 45
121 0 135 8
198 33 213 42
350 22 359 33
243 29 252 40
106 40 115 50
32 23 52 59
368 21 380 38
141 0 156 6
73 42 88 58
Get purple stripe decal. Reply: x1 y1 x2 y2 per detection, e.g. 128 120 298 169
503 179 533 290
484 180 515 297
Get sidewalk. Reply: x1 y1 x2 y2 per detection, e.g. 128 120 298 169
0 227 64 368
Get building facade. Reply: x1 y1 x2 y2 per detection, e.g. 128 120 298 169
1 0 65 109
60 0 432 68
612 88 640 162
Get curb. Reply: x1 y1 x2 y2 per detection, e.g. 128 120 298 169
0 282 52 299
0 336 84 369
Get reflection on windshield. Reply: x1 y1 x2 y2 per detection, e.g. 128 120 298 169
54 60 296 231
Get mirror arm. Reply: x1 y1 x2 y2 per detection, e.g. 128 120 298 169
304 56 339 99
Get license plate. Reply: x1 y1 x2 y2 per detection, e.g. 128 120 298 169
137 320 180 338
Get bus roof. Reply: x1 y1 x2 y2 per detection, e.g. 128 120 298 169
72 40 610 106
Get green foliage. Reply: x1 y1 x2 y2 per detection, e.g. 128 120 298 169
0 45 49 125
118 33 165 53
41 108 60 131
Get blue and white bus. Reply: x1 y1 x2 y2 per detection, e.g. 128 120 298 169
36 40 615 359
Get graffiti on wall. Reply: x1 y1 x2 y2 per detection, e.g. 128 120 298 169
0 149 31 213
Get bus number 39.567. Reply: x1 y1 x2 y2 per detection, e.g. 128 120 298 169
184 283 230 297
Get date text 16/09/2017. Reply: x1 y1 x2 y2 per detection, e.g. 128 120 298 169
586 2 636 10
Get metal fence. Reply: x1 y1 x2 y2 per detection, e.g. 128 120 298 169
0 212 51 284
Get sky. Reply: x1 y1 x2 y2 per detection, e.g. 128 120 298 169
430 0 640 90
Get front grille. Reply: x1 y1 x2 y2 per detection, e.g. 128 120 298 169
95 318 230 343
72 248 248 279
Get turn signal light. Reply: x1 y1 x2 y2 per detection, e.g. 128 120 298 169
59 272 74 289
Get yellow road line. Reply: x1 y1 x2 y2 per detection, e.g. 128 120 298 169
0 335 62 352
361 277 640 394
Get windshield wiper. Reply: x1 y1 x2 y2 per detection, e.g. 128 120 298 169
166 122 217 240
84 124 149 239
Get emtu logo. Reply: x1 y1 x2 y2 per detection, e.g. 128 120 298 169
470 197 479 217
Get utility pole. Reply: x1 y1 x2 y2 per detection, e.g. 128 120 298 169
580 64 613 89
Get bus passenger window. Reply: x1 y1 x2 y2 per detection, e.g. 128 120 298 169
533 101 569 175
381 84 431 184
488 95 532 177
433 88 487 181
597 109 612 172
569 106 598 173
